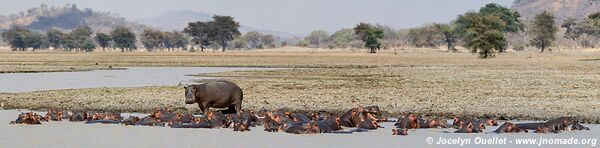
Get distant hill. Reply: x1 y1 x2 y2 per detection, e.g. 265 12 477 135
0 4 145 33
511 0 600 21
137 10 301 40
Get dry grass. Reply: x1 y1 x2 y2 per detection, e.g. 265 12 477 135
2 48 600 122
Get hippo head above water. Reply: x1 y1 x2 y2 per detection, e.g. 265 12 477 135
184 85 197 104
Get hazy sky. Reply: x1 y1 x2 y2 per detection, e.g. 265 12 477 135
0 0 514 34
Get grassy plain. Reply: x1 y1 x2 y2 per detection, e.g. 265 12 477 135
2 47 600 122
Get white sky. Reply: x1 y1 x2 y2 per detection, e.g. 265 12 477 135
0 0 514 34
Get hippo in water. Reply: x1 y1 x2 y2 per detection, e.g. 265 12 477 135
184 81 244 114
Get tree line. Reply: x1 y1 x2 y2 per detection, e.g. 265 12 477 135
2 15 285 52
298 3 599 58
3 3 599 58
2 25 138 52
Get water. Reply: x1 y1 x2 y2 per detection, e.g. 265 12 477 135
1 110 599 148
0 67 277 93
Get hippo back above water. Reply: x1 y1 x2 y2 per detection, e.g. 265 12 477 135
185 80 244 114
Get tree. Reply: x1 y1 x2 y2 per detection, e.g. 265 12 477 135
376 25 399 50
47 29 64 50
95 33 111 50
209 15 241 52
261 34 275 48
244 31 263 49
1 26 31 51
232 36 248 49
63 26 94 51
475 3 524 52
170 31 189 51
456 12 507 58
562 17 579 41
529 11 558 53
2 26 51 51
304 30 329 48
408 24 442 48
353 23 384 53
184 21 212 52
141 28 164 51
81 38 96 52
330 28 354 48
479 3 524 33
434 23 458 52
111 27 137 52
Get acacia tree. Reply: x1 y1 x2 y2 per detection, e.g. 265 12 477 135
407 24 442 48
170 31 189 51
244 31 262 49
111 27 136 52
529 11 558 53
304 30 329 48
353 23 383 53
94 33 111 50
456 12 507 58
184 21 211 52
141 28 164 51
63 26 94 51
478 3 524 52
434 23 458 52
561 17 579 41
330 28 354 48
1 26 31 51
209 15 241 52
47 29 64 50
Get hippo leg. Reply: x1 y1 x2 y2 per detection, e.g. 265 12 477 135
198 103 209 114
225 105 236 114
234 102 242 114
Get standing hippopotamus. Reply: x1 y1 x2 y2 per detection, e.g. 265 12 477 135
184 81 244 114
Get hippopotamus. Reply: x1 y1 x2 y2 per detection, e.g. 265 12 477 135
395 113 419 129
316 116 343 133
339 107 364 127
572 120 590 130
170 112 225 129
60 111 71 120
452 117 473 129
515 122 545 131
85 120 120 124
267 111 293 125
233 118 251 132
454 122 475 133
122 116 140 125
136 116 165 126
90 113 123 121
392 128 408 136
238 110 260 127
420 117 448 128
493 122 527 133
290 113 311 122
358 116 381 130
312 111 333 121
44 109 63 121
184 81 244 114
10 112 42 125
284 121 320 134
483 118 499 126
262 116 282 132
69 111 88 122
362 106 381 115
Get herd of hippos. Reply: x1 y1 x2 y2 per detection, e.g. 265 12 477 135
7 80 593 135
